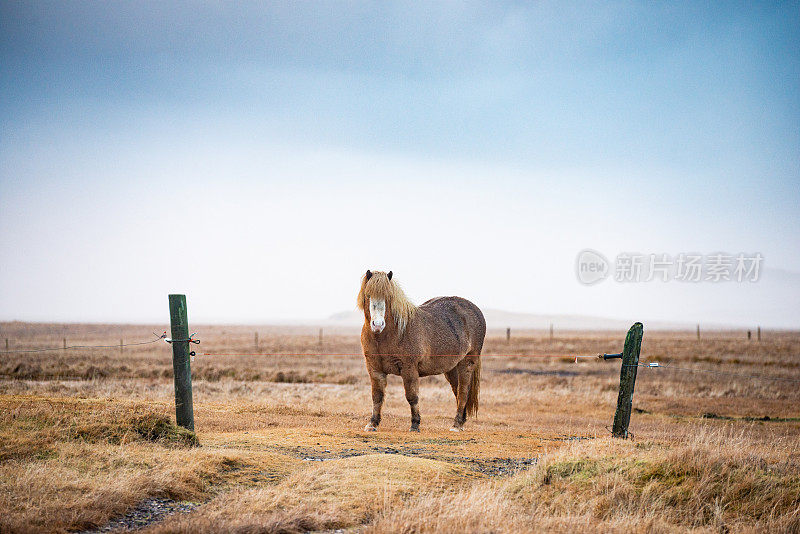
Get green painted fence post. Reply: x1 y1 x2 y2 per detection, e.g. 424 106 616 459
169 294 194 431
612 322 643 439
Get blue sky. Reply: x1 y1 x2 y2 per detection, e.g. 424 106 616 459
1 2 798 327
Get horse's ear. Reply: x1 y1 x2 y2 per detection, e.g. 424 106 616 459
387 271 393 281
365 270 372 280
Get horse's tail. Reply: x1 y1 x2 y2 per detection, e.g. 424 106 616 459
465 357 481 418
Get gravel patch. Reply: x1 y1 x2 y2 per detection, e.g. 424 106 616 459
81 498 199 533
293 444 537 477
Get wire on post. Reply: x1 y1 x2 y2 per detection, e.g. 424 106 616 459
164 332 200 361
0 332 168 354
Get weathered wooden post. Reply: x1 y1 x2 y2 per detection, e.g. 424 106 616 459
549 323 554 341
63 337 67 351
506 328 511 342
612 322 643 438
168 294 194 431
696 324 700 340
4 339 8 351
757 326 761 342
120 338 124 354
747 330 751 341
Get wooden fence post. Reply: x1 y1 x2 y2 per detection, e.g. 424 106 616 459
169 294 194 431
506 328 511 342
757 326 761 342
549 323 554 341
120 338 123 354
612 322 643 439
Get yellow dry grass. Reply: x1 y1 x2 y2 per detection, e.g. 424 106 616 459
0 322 798 533
367 429 800 533
148 454 474 533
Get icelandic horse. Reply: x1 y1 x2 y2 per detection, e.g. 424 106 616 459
358 270 486 432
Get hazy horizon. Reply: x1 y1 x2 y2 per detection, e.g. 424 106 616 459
2 3 798 328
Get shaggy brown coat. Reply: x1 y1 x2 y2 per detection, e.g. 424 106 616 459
358 270 486 431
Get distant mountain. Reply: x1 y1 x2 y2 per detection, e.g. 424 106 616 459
327 310 364 323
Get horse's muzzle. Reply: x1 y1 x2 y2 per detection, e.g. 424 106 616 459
371 320 385 334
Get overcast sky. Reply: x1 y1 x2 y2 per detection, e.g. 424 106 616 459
1 2 798 327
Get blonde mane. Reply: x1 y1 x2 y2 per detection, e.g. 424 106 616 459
357 271 417 337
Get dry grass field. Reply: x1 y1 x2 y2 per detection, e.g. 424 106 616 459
1 322 799 533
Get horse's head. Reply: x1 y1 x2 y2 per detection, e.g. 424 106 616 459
358 269 417 337
358 270 393 334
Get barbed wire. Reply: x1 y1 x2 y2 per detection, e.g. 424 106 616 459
0 332 168 354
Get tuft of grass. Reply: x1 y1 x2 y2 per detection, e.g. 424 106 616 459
0 397 199 454
543 458 600 483
72 412 200 447
130 413 200 446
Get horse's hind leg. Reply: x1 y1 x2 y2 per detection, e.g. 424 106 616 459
451 356 478 432
401 368 421 432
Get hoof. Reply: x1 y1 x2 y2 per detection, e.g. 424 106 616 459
449 426 463 432
410 426 420 433
364 424 377 432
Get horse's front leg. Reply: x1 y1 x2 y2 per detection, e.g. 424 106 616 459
365 371 387 431
401 368 421 432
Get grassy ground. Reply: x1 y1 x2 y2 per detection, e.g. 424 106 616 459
0 323 798 533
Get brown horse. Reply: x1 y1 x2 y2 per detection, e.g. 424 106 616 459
357 270 486 432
